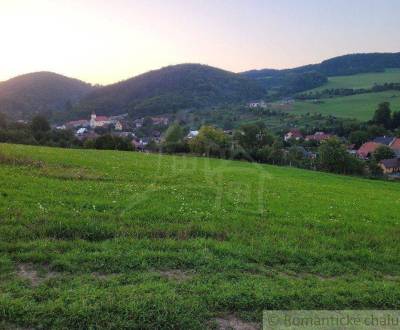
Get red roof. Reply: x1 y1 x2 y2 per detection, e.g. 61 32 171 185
66 120 89 126
305 132 332 141
95 116 109 122
390 138 400 151
286 129 303 138
357 142 381 158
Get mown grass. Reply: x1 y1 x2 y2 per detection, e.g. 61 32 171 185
0 143 400 329
284 90 400 120
311 68 400 91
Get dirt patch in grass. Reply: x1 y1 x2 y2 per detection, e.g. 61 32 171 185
158 269 194 282
40 167 105 181
16 263 58 287
146 227 228 241
0 321 34 330
246 265 338 281
0 151 104 181
383 275 400 281
276 270 338 281
91 272 118 280
0 153 44 168
210 315 260 330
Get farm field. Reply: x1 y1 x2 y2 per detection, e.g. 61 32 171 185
310 68 400 92
281 90 400 121
0 144 400 329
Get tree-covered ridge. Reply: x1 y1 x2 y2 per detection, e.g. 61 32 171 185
76 64 265 118
0 72 94 120
319 53 400 76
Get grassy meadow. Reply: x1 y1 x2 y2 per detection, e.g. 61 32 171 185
311 68 400 92
0 144 400 329
281 90 400 121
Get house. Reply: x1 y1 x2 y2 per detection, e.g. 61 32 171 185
305 132 332 142
187 130 199 139
133 118 144 128
131 139 142 150
389 137 400 157
296 146 317 159
284 129 303 142
65 119 90 129
249 100 267 108
346 144 357 155
76 127 88 135
151 117 169 126
379 158 400 174
109 114 128 122
90 113 111 128
357 142 381 159
77 131 99 141
373 136 395 146
114 121 123 131
114 131 134 138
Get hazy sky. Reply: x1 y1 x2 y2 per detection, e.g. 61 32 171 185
1 0 400 84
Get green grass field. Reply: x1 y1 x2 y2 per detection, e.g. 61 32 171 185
281 91 400 121
311 68 400 92
1 144 400 329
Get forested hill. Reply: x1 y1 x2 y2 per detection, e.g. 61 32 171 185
0 72 94 120
76 64 265 118
241 52 400 95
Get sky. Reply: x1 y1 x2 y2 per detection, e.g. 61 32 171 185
1 0 400 85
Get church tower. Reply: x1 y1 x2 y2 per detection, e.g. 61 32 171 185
90 112 96 128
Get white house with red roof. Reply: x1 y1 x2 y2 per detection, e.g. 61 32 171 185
90 113 112 128
284 129 303 142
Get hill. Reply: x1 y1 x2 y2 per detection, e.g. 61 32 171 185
0 72 94 120
275 90 400 121
1 143 399 328
76 64 265 118
242 52 400 96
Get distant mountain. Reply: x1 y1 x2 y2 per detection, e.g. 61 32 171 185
241 52 400 96
76 64 265 118
0 72 94 120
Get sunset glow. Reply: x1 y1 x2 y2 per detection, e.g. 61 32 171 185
1 0 400 84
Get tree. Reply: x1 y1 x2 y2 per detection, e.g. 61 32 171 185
269 141 285 165
392 111 400 129
366 124 387 139
317 138 364 175
164 123 185 144
367 160 383 178
31 115 51 133
189 125 230 157
286 146 305 167
372 102 392 129
162 123 188 153
234 122 274 151
372 145 395 162
349 130 368 148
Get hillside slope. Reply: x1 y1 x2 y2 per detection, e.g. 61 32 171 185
309 68 400 92
281 90 400 121
0 143 399 329
242 52 400 95
0 72 94 120
77 64 265 118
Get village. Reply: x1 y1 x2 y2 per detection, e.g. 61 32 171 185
284 128 400 178
59 112 175 150
55 108 400 180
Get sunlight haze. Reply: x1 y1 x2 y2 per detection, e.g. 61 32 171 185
1 0 400 84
